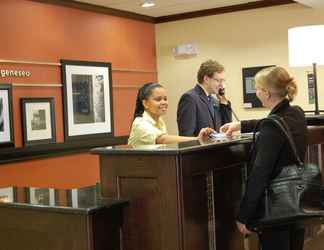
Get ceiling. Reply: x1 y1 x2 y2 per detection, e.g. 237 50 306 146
74 0 323 18
294 0 324 8
74 0 275 17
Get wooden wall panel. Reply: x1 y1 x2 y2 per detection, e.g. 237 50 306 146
0 153 99 189
0 0 157 188
0 64 60 83
112 71 157 135
0 1 156 69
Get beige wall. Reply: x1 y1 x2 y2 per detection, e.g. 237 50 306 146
156 4 324 134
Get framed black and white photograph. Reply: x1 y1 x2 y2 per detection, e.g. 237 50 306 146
0 84 14 147
242 65 274 108
61 60 113 142
21 98 56 146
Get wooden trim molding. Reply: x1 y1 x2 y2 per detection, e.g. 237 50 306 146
0 59 157 73
29 0 155 23
112 68 157 73
0 59 60 66
12 83 63 87
0 136 128 164
11 83 140 89
155 0 296 23
29 0 295 24
113 85 139 89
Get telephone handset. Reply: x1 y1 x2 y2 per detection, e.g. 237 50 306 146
218 88 225 96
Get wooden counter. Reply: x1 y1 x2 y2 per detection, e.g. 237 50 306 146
92 136 251 250
0 185 127 250
92 126 324 250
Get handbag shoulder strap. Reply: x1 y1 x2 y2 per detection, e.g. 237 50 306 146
263 114 303 166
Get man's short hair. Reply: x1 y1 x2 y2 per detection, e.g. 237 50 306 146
197 60 224 84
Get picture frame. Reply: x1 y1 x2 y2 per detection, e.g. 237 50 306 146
307 72 315 105
0 84 14 147
0 187 17 203
21 98 56 146
70 185 98 208
55 184 100 207
27 187 55 206
61 60 114 142
242 65 274 108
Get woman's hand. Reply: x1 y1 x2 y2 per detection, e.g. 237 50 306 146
220 122 241 136
197 127 214 141
236 221 252 236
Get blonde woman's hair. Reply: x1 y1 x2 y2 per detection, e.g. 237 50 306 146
254 66 297 102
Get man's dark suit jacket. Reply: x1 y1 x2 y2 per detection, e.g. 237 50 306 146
177 84 232 136
237 99 307 224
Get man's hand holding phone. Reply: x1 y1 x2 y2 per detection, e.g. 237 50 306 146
217 88 229 105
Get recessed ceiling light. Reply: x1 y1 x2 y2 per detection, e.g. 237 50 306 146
141 0 155 8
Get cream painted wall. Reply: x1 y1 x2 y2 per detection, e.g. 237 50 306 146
156 4 324 134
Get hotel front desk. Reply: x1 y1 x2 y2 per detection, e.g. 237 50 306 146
92 127 324 250
0 127 322 250
92 135 252 250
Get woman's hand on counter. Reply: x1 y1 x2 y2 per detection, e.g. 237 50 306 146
220 122 241 136
197 127 215 142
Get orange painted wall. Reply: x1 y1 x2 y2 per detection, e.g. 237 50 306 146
0 153 99 189
0 0 157 188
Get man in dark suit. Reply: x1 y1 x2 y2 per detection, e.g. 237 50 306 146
177 59 232 136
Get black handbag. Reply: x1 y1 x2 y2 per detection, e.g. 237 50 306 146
249 115 324 230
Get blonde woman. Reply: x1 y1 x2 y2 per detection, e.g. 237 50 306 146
221 66 306 250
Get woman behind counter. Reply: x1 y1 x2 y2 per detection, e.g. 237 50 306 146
220 66 307 250
128 82 213 147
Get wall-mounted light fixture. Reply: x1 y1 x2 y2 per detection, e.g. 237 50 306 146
288 25 324 115
172 43 198 58
141 0 155 8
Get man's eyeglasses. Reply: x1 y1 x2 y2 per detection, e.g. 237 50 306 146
210 77 226 84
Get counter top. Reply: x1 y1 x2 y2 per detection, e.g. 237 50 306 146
306 115 324 126
0 185 127 215
91 133 253 156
